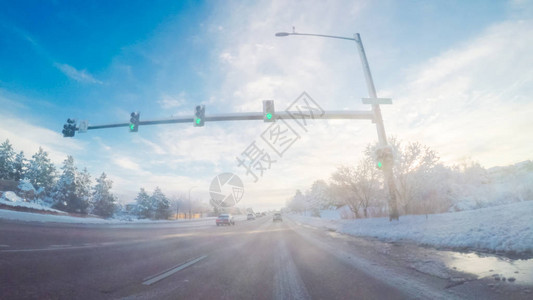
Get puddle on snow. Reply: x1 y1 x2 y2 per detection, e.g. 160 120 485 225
443 251 533 284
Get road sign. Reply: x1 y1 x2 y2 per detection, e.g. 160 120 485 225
78 120 88 133
362 98 392 105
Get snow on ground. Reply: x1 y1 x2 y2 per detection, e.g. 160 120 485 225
0 209 123 224
0 208 223 225
0 191 64 213
290 201 533 255
0 190 234 225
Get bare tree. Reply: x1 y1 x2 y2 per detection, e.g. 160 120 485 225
331 156 381 218
371 137 439 215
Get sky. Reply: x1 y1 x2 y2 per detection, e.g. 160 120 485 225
1 0 532 211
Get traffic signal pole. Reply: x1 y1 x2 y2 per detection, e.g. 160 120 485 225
65 31 400 221
68 110 375 133
353 33 399 221
275 31 400 221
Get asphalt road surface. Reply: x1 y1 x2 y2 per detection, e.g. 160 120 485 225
0 216 530 299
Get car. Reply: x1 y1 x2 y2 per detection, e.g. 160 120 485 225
273 213 282 222
216 214 235 226
247 213 256 220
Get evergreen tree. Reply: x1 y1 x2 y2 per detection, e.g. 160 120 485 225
52 156 88 213
13 151 27 181
76 167 92 213
91 172 116 218
151 187 170 220
0 139 15 180
26 147 56 196
135 188 152 219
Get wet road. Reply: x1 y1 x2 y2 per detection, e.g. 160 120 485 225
0 216 530 299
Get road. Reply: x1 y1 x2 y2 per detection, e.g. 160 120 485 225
0 215 530 299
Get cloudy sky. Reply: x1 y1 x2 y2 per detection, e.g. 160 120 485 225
1 0 532 210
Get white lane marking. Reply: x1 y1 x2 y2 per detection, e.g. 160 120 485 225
273 239 310 300
142 255 208 286
0 245 9 248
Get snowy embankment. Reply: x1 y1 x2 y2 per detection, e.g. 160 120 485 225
290 201 533 255
0 209 121 224
0 208 219 225
0 191 220 225
0 191 66 214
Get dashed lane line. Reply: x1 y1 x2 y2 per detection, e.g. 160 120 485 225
142 255 208 286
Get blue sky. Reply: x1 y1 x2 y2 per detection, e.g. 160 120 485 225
1 0 532 210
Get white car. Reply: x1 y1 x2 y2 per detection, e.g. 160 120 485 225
216 214 235 226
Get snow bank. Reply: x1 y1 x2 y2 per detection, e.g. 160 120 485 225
0 209 118 223
0 209 218 225
0 191 64 213
17 179 36 192
291 201 533 254
1 191 22 202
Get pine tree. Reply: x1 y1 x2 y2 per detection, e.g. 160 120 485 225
151 187 170 220
91 172 116 218
76 168 92 213
13 151 27 181
0 139 15 180
52 156 88 213
26 147 56 197
135 188 153 219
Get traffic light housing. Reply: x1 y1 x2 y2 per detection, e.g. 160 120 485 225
129 112 140 132
263 100 275 122
62 118 77 137
194 105 205 127
375 146 393 170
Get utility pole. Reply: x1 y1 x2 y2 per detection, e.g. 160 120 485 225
353 33 399 221
276 31 400 221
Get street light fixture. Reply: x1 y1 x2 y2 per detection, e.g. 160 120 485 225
275 30 400 221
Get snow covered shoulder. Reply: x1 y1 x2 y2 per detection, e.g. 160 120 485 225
290 201 533 255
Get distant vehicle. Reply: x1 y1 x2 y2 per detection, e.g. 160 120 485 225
255 213 261 218
261 212 266 217
273 213 282 222
216 214 235 226
247 213 256 220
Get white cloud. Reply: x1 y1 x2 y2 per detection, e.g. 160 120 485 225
219 52 234 63
189 1 533 210
112 156 141 171
6 1 528 211
54 63 103 84
133 136 167 155
387 20 533 167
91 136 112 151
157 92 187 109
0 113 84 164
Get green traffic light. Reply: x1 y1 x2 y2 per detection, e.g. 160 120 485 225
266 113 272 120
196 118 201 124
377 162 383 168
130 124 134 130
